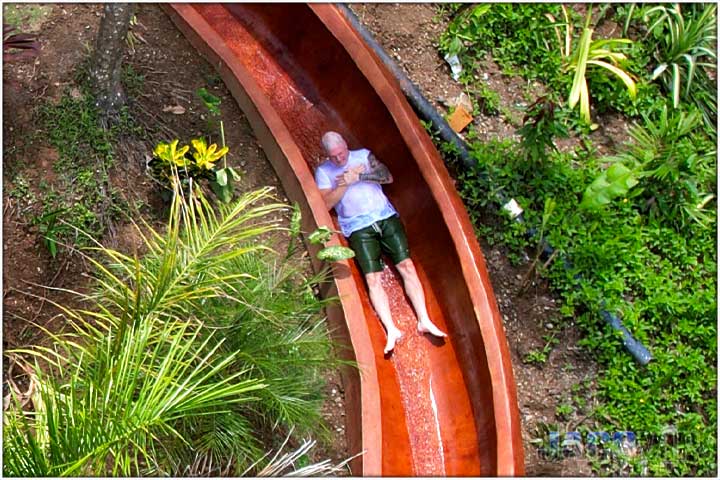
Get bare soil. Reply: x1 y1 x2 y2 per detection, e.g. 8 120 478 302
3 3 631 476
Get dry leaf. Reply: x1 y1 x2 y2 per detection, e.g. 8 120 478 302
447 105 473 132
163 105 186 115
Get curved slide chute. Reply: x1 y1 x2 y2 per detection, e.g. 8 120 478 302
163 4 524 476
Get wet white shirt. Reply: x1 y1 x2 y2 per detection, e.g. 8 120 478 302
315 148 397 237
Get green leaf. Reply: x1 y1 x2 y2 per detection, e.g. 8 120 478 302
307 226 334 245
317 246 355 262
226 166 242 181
472 4 491 18
210 179 233 203
216 168 228 187
196 87 221 116
569 26 593 108
587 60 637 98
581 163 638 210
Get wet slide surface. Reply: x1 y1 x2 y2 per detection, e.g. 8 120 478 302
164 4 524 476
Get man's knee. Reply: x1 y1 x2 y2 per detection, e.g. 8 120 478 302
365 271 383 290
395 258 416 277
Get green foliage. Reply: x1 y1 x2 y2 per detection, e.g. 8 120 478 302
594 107 716 229
307 226 355 262
150 138 240 203
523 333 559 366
2 4 52 30
646 4 717 126
439 3 663 122
436 3 716 475
469 82 501 116
121 64 145 96
581 163 638 210
8 173 33 203
316 246 355 262
559 7 637 126
197 86 222 117
34 90 131 254
194 87 241 203
451 128 715 477
32 208 64 258
3 179 342 476
439 3 565 84
555 403 575 420
517 96 568 165
308 226 334 245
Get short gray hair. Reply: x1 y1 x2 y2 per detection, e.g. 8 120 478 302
321 131 346 152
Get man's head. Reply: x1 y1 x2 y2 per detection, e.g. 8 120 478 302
321 131 349 167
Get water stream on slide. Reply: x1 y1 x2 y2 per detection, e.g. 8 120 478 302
192 5 483 474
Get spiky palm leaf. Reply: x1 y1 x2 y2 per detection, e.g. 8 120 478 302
4 177 343 476
647 4 717 124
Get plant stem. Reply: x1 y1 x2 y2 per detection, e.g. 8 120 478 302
220 120 227 169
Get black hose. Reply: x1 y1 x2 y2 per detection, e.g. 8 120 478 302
338 3 652 365
526 228 653 365
337 4 475 171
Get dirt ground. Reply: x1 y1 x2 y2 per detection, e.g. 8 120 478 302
3 3 625 476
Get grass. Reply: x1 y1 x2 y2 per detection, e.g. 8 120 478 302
21 80 144 256
2 4 53 31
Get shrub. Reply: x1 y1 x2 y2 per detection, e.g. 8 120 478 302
646 4 717 127
3 178 341 476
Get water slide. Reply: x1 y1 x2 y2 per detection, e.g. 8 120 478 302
163 4 524 476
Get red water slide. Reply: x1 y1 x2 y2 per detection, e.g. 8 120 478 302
163 4 524 476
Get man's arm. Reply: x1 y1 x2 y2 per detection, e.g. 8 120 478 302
320 184 349 210
359 153 393 184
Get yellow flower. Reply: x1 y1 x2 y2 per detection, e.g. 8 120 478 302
154 139 189 167
191 137 229 170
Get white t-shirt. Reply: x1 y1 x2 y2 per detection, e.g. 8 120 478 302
315 148 397 237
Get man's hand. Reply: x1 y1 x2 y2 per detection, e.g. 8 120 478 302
335 165 364 187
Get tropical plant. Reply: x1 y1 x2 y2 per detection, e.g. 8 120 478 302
550 6 637 126
2 23 39 62
517 96 569 165
584 106 715 228
150 138 239 203
645 3 717 126
438 3 564 84
191 137 228 170
307 225 355 262
32 207 65 258
580 162 638 211
3 176 341 476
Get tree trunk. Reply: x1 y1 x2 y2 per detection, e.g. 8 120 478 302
90 3 134 123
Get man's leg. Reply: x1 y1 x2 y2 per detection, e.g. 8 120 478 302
395 258 447 338
350 225 403 354
365 271 403 354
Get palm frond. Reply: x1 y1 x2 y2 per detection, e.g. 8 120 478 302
4 177 346 476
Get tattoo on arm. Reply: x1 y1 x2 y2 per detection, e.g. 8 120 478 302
359 153 393 184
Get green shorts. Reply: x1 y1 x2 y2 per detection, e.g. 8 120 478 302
348 215 410 274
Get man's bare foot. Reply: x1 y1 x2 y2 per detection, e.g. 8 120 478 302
417 319 447 338
384 327 403 354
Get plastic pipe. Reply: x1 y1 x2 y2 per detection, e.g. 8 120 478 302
525 228 653 365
